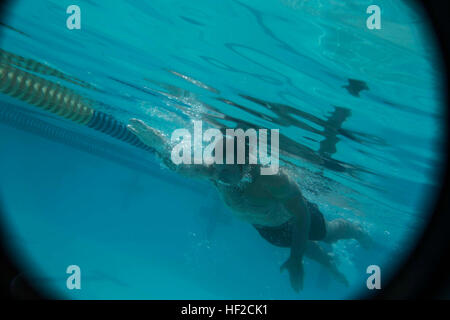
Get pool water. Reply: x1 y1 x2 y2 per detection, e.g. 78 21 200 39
0 0 446 299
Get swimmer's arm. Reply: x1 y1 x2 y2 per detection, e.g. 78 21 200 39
127 118 213 179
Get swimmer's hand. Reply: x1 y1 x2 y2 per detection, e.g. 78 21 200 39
127 118 168 156
280 256 304 292
127 118 213 178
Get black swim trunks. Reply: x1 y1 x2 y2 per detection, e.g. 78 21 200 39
253 201 327 248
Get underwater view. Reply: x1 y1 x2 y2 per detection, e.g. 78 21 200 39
0 0 446 299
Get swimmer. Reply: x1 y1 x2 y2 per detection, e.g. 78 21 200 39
127 119 372 292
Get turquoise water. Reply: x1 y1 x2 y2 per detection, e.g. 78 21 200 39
0 0 446 299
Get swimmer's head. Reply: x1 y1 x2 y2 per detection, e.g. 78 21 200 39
213 163 244 185
211 137 255 186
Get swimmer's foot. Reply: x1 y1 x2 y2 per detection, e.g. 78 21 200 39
280 257 304 292
328 261 349 287
323 252 349 287
334 271 349 287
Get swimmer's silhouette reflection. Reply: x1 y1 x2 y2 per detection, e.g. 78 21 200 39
138 72 383 178
342 79 369 97
201 94 373 176
319 107 351 157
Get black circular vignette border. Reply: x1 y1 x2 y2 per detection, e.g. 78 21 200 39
0 0 448 300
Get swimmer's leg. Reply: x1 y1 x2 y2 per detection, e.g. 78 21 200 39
280 196 311 292
254 221 349 286
305 241 348 287
323 218 373 248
